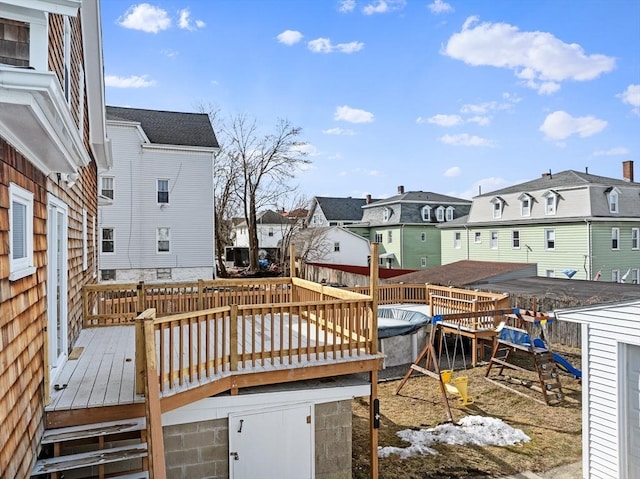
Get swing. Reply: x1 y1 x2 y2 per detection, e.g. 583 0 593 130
438 324 475 407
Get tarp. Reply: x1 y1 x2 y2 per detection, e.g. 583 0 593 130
378 308 430 339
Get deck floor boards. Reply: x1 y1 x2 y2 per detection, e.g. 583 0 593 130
47 316 378 414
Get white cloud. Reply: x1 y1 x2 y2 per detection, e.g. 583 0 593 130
277 30 303 45
292 143 318 158
362 0 406 15
440 133 494 147
461 98 516 115
422 114 463 127
334 105 374 123
161 49 178 58
353 167 384 177
118 3 171 33
323 127 356 135
539 110 607 141
105 74 156 88
178 8 205 31
467 116 491 126
593 147 629 156
428 0 453 14
307 38 364 54
444 166 461 177
338 0 356 12
444 17 616 94
618 84 640 114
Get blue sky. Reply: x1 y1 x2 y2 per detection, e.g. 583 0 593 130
101 0 640 200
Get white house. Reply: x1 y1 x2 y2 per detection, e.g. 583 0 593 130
307 195 375 227
100 106 219 282
293 226 371 266
555 299 640 479
234 209 295 249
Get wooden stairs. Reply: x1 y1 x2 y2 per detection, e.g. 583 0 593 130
31 417 149 478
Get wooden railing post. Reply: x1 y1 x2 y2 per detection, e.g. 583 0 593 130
82 287 89 328
137 281 145 313
135 314 145 395
289 243 296 278
230 305 238 371
142 309 166 479
197 279 204 310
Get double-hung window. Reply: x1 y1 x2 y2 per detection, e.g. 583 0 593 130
545 229 555 250
436 206 445 222
9 183 35 280
608 189 619 213
544 192 557 215
157 227 170 253
334 242 340 252
512 230 520 249
375 233 383 243
421 206 431 221
101 228 114 253
446 207 454 221
632 228 639 250
387 231 393 243
157 179 169 204
101 177 114 199
611 227 620 250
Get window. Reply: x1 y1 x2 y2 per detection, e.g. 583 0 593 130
608 189 619 213
446 206 454 222
491 198 503 219
420 232 426 242
546 269 555 278
157 179 169 204
519 195 531 217
334 242 340 252
436 206 445 222
157 227 170 252
9 183 35 280
454 231 461 249
474 232 481 244
632 269 640 285
101 177 114 199
612 269 620 283
420 257 427 268
421 206 431 221
375 233 383 243
490 231 498 249
545 229 555 250
101 269 116 281
632 228 639 250
157 268 172 280
101 228 114 253
544 192 557 215
387 231 393 243
268 228 274 237
512 230 520 249
611 228 620 250
383 207 390 222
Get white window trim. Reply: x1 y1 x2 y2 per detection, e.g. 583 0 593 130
157 179 170 205
632 228 639 250
546 269 555 278
611 227 620 250
512 230 521 249
518 194 531 217
101 176 114 200
333 242 340 252
157 227 171 254
491 197 503 219
420 257 427 268
543 191 557 216
383 207 390 222
474 232 481 244
445 206 454 222
82 209 88 271
101 227 115 255
9 183 36 281
436 206 445 222
421 206 431 222
490 231 498 250
454 232 461 249
387 230 393 243
631 269 640 285
612 269 621 283
545 229 555 251
608 188 620 214
63 16 71 103
420 232 426 242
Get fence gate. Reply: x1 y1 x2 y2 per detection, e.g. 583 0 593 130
229 404 314 479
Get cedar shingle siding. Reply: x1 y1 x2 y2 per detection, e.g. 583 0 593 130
0 19 30 66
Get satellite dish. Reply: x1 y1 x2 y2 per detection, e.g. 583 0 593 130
562 269 577 279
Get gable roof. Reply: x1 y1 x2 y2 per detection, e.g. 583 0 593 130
477 170 640 198
106 106 219 148
312 197 373 221
365 191 471 207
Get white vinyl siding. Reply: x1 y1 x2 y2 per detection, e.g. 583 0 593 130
9 183 35 281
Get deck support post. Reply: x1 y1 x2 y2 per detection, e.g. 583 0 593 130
369 242 379 479
369 369 379 479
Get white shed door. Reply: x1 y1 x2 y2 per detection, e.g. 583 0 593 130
229 404 313 479
626 344 640 479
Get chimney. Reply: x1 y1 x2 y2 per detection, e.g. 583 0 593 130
397 185 404 194
623 160 634 182
541 169 552 179
365 194 372 204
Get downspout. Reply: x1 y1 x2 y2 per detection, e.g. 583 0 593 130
464 225 469 260
401 224 405 268
585 219 592 280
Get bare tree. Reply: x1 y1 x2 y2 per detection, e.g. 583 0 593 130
274 194 310 275
226 115 310 272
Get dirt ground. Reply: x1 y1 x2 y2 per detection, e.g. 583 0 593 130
352 346 583 479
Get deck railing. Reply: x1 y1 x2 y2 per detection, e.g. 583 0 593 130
347 284 427 304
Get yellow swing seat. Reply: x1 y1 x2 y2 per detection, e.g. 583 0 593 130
440 370 475 407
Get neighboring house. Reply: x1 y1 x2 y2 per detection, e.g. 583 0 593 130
0 1 111 477
100 106 219 282
348 186 472 269
307 195 375 227
439 163 640 282
292 226 371 267
555 299 640 478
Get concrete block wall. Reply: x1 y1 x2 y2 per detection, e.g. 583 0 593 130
163 418 229 479
315 400 352 479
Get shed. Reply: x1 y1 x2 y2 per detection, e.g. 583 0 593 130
555 299 640 479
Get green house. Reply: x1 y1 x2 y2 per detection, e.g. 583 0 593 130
348 186 471 269
439 163 640 282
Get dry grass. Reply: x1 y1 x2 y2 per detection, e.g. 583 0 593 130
352 346 582 478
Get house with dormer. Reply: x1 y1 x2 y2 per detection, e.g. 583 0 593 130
439 162 640 282
348 186 472 269
307 195 376 227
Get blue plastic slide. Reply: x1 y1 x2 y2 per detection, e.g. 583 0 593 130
532 338 582 379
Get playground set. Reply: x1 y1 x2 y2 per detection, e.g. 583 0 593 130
395 305 582 418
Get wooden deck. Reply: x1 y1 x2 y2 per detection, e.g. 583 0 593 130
46 315 381 427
